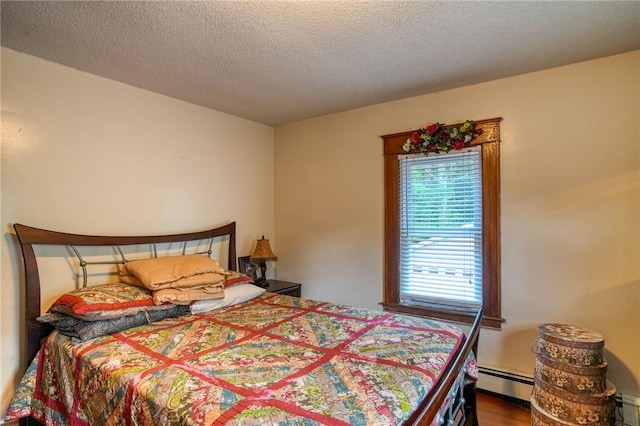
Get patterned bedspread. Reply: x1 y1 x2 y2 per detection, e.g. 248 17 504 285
7 293 477 425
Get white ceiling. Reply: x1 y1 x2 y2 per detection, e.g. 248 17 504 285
1 1 639 126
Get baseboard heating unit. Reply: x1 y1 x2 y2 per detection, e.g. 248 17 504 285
477 366 534 403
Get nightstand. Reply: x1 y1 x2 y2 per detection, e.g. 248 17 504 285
265 280 301 297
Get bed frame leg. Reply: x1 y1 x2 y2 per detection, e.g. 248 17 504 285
463 383 479 426
20 416 44 426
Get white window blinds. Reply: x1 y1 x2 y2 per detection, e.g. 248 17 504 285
399 150 483 309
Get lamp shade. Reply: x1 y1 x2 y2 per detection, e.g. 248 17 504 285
250 236 278 261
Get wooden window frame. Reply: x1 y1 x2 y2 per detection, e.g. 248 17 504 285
381 118 504 329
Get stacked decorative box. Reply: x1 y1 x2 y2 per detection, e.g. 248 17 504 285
531 324 616 426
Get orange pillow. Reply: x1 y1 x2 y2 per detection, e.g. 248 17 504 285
120 254 225 290
152 284 225 305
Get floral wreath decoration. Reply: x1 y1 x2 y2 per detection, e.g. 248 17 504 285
402 120 483 155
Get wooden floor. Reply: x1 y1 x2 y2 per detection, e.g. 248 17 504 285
476 391 531 426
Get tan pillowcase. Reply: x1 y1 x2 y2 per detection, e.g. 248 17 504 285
120 254 226 290
152 284 225 305
120 271 226 290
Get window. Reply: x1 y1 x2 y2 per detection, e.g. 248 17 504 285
382 118 503 329
400 150 483 308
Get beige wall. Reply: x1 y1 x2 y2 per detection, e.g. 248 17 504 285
0 48 275 416
275 51 640 396
1 45 639 418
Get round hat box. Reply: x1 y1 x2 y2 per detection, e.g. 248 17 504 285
536 324 605 367
532 378 615 426
535 356 608 395
531 397 579 426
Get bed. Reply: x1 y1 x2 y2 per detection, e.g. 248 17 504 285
6 222 482 426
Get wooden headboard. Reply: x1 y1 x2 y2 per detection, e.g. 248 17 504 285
13 222 237 372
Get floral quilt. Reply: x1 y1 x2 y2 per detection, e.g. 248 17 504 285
6 293 477 425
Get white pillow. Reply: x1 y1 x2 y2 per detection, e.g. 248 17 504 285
190 283 266 314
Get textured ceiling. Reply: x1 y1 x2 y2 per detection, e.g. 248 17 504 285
1 1 639 126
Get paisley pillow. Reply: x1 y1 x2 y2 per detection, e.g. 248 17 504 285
50 282 175 321
223 270 254 288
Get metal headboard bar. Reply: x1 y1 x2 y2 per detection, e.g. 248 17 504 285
13 221 237 374
69 245 128 287
70 238 218 288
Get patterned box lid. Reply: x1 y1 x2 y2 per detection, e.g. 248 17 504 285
538 323 605 349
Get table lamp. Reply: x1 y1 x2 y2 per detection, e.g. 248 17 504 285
250 235 277 287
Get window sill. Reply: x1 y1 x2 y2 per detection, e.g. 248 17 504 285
380 302 503 330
